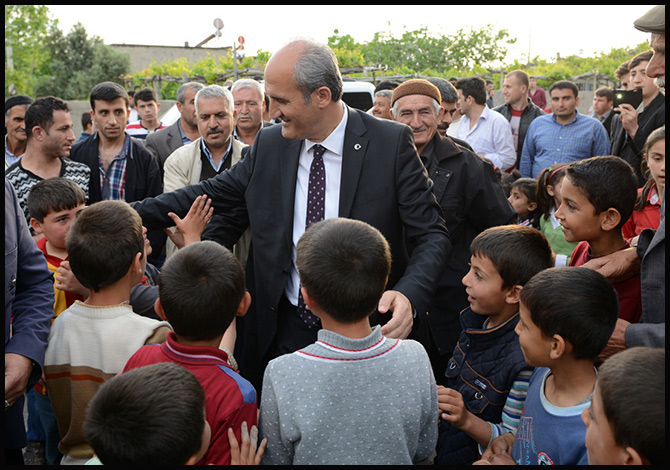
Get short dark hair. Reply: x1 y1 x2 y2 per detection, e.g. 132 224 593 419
158 241 245 341
374 80 400 93
548 80 579 98
89 82 129 111
520 267 618 360
566 156 638 230
27 177 87 223
594 87 613 102
296 218 391 323
84 362 206 466
81 112 92 129
66 200 144 292
134 87 159 104
24 96 70 141
629 50 654 70
470 225 553 291
614 60 630 79
597 347 664 465
506 70 530 89
454 77 487 105
425 77 458 104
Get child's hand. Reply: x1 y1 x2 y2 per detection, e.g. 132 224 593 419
228 421 267 465
437 386 470 428
481 432 515 460
55 260 90 298
163 195 213 249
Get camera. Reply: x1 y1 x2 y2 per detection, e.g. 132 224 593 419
612 89 642 112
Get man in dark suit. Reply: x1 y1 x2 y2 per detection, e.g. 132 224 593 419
145 82 204 175
131 39 450 390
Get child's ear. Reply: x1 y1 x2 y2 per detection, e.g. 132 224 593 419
622 445 647 465
235 291 252 317
546 184 556 197
29 217 44 235
154 298 168 322
505 285 522 305
599 208 622 232
550 334 567 359
301 287 319 314
527 201 538 212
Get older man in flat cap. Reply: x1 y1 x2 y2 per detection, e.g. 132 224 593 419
390 79 516 387
635 5 665 89
5 95 33 168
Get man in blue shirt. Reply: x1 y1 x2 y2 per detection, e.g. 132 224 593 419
519 81 609 178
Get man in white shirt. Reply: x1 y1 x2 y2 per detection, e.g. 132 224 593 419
454 77 516 171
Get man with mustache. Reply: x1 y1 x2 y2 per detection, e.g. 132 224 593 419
231 79 273 145
162 84 250 262
5 95 33 168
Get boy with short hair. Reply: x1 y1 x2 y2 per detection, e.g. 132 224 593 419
259 218 438 465
582 347 664 466
44 200 172 464
123 240 258 465
436 225 553 465
28 177 88 317
84 362 210 466
26 177 88 465
125 87 165 139
479 267 619 465
556 155 641 324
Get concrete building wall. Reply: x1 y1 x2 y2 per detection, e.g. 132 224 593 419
111 44 232 73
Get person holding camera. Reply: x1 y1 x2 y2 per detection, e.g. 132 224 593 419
610 50 665 187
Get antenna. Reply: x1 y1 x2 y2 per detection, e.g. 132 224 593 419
195 18 224 48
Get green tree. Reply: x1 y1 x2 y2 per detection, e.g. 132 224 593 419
5 5 55 96
34 22 129 99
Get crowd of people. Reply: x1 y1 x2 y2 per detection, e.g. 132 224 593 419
5 5 665 466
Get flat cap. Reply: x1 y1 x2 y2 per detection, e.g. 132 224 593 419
633 5 664 34
391 79 442 107
5 95 33 113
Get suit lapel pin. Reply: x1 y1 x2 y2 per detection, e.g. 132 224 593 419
354 143 361 150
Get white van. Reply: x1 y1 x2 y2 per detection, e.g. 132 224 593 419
341 79 376 111
159 79 376 125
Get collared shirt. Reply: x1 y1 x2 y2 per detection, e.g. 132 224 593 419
457 105 516 171
520 113 610 178
233 122 266 143
200 137 233 173
5 135 23 168
286 103 348 306
99 136 130 200
177 119 193 146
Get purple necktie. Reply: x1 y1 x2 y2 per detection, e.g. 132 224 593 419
297 144 326 329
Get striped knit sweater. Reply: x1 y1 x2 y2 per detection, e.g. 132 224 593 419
5 158 90 234
259 325 438 465
44 301 171 459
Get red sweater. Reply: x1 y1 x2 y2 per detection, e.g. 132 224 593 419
123 332 258 465
569 241 642 323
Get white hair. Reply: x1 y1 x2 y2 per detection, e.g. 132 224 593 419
194 85 234 115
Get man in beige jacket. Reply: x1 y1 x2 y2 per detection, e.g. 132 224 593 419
163 85 250 263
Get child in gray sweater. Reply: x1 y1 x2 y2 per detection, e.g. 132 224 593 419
258 218 438 465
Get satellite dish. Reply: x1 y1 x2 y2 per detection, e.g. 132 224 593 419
213 18 224 31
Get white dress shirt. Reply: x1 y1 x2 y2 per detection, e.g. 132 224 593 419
457 105 516 171
286 104 348 305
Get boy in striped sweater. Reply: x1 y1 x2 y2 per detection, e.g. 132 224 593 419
259 218 438 465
